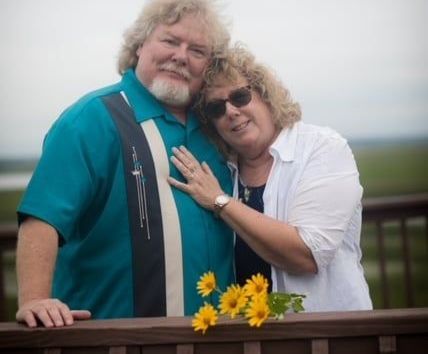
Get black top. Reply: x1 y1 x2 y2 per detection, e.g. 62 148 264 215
235 180 272 292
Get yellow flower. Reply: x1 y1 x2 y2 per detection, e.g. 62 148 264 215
245 296 270 327
192 303 218 334
243 273 269 298
197 271 217 297
219 284 248 319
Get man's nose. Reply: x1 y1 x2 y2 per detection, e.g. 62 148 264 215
171 44 188 65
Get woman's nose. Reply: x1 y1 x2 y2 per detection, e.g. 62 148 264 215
225 101 240 119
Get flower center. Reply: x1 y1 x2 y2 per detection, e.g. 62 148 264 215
229 299 237 308
257 310 265 318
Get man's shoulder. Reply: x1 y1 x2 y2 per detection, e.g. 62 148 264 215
68 81 122 115
55 81 123 126
46 81 124 141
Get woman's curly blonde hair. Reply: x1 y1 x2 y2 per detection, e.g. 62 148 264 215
117 0 230 75
195 43 301 158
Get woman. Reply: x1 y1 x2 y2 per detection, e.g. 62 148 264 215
168 45 372 311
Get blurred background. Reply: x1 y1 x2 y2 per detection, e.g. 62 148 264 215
0 0 427 320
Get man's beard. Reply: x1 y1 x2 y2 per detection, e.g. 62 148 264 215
149 78 191 107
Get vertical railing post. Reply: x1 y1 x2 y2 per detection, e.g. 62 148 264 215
0 224 18 322
376 220 390 308
0 254 5 321
425 215 428 256
400 218 414 307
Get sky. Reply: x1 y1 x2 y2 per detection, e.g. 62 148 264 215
1 0 427 158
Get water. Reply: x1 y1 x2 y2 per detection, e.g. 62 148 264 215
0 173 31 191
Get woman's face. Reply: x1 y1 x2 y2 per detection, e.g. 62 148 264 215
204 79 278 158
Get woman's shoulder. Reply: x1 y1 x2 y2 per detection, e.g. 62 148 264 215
293 122 348 149
296 122 344 139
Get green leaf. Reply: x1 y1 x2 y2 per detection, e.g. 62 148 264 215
291 297 305 313
268 292 291 317
267 292 305 317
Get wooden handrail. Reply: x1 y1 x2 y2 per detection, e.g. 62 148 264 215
362 193 428 220
0 308 427 353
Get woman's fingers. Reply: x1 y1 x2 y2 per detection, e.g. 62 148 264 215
177 145 195 160
172 146 200 173
170 156 193 180
201 161 214 176
167 176 190 192
169 151 225 210
171 146 206 183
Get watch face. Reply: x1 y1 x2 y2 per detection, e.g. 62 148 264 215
217 195 229 205
215 195 230 209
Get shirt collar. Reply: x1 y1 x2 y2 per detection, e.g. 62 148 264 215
269 121 300 162
121 69 165 122
121 69 200 129
227 121 301 174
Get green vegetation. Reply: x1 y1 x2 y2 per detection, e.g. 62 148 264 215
0 190 23 224
0 141 427 320
353 142 428 197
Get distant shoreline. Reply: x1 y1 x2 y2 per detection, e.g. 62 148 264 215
0 172 31 191
0 136 427 174
349 136 428 150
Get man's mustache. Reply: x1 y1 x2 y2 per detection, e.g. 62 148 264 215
158 62 191 81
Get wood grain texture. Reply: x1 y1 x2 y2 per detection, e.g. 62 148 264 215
378 336 396 353
176 344 193 354
244 341 261 354
311 339 328 354
0 309 426 353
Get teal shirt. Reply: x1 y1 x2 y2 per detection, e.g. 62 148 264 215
18 69 234 318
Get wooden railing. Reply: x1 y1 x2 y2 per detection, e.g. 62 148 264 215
0 193 427 322
0 308 427 353
362 193 428 308
0 223 16 322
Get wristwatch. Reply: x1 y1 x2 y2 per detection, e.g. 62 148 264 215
213 194 231 217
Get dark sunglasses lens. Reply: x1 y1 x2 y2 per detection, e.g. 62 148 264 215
204 100 226 120
230 88 252 107
204 87 252 120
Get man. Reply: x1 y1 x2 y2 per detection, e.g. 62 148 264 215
16 0 234 328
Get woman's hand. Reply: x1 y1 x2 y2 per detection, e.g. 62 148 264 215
167 145 225 210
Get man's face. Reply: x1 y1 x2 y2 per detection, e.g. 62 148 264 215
135 14 211 107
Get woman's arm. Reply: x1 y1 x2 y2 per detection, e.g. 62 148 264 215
167 146 317 274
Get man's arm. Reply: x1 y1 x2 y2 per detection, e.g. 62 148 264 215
16 217 91 327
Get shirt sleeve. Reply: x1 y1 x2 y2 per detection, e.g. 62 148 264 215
287 133 363 270
18 98 120 242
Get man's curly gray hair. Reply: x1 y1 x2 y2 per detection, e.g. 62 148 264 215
117 0 230 75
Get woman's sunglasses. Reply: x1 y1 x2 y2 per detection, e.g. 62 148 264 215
203 85 252 120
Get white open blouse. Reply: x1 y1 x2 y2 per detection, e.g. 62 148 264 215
229 121 373 311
